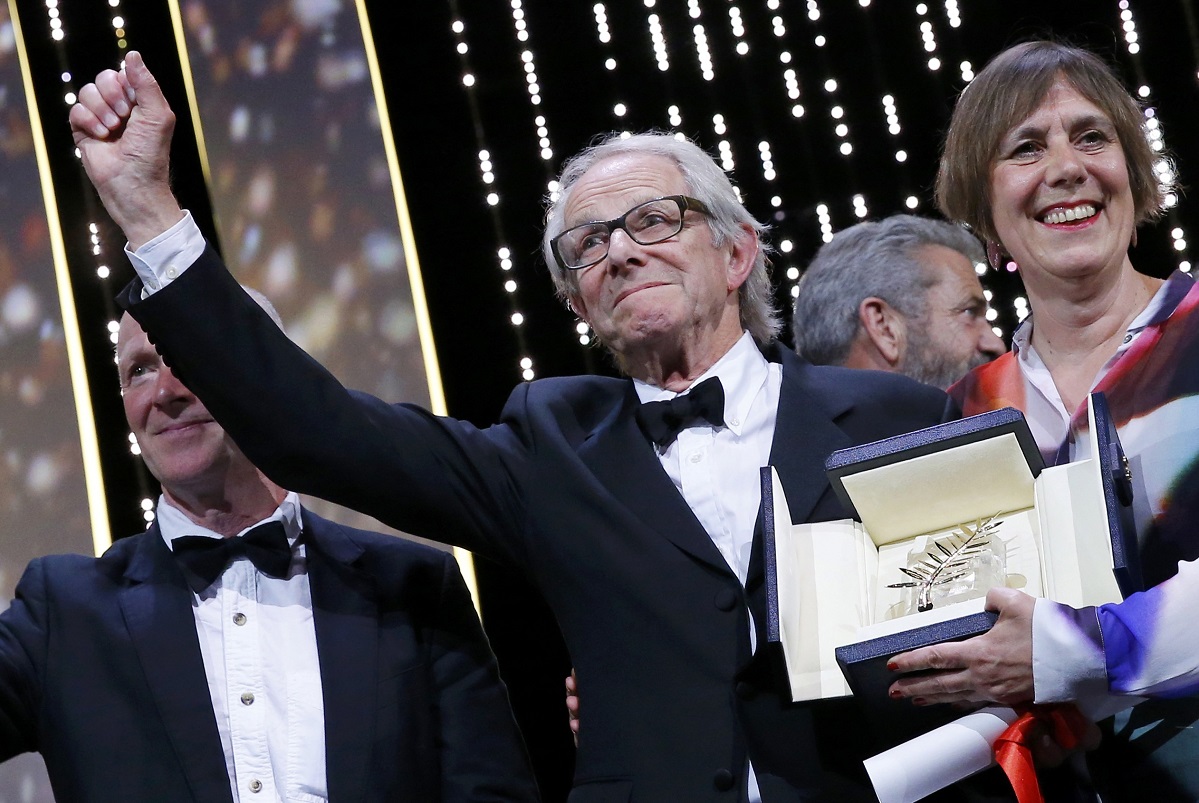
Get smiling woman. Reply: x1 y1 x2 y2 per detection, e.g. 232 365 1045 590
885 40 1199 800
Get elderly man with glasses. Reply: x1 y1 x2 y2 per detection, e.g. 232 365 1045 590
75 53 956 802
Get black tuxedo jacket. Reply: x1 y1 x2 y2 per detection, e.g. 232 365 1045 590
0 507 538 802
123 250 956 802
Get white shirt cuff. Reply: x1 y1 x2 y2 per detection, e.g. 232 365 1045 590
125 210 206 297
1031 597 1108 703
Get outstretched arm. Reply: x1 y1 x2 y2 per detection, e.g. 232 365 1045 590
69 51 183 249
72 56 532 564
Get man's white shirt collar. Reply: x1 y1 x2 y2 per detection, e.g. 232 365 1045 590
632 330 768 438
158 490 304 550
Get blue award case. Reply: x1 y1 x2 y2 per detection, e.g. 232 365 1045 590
761 392 1139 745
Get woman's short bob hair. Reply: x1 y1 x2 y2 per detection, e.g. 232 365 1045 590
936 40 1169 245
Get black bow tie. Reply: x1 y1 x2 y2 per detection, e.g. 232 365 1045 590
173 521 293 593
636 376 726 449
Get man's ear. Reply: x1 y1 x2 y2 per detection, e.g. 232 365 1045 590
725 223 758 292
567 294 588 323
858 297 906 366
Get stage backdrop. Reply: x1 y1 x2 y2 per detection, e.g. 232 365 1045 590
0 1 107 799
166 0 462 562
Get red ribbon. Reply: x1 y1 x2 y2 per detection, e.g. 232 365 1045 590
994 703 1091 803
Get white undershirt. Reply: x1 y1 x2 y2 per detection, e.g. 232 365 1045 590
158 492 328 803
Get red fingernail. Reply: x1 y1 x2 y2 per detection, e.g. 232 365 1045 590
886 661 898 671
888 688 903 699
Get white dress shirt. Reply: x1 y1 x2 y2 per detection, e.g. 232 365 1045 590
158 491 328 803
634 331 780 593
634 331 781 803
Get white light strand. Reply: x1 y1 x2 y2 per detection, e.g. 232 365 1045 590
648 14 670 71
109 0 128 50
881 93 900 136
45 0 64 41
729 6 749 56
694 23 715 81
758 140 777 182
448 8 541 377
592 3 611 45
1119 1 1140 55
852 193 868 219
944 0 962 28
816 202 833 243
784 68 803 117
826 83 853 156
717 135 735 171
588 2 617 73
53 0 146 521
916 7 941 71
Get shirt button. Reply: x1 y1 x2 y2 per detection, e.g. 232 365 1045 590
729 417 740 427
1122 333 1133 344
241 692 255 706
165 267 178 280
248 779 262 793
232 612 247 626
690 453 703 463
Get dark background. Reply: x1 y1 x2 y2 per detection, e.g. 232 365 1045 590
16 1 1198 798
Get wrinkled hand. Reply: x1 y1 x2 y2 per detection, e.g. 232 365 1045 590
68 51 183 248
565 669 579 746
887 587 1036 706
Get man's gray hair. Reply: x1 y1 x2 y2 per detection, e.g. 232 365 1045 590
792 214 985 365
543 132 781 344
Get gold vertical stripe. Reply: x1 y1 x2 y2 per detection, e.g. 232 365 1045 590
352 0 479 610
351 0 447 416
9 0 112 555
163 0 220 238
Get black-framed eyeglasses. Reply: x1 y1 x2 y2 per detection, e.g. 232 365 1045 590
551 195 712 271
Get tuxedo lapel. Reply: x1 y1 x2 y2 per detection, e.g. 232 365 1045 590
304 512 377 802
767 354 856 525
748 351 856 589
118 526 234 803
578 381 732 574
